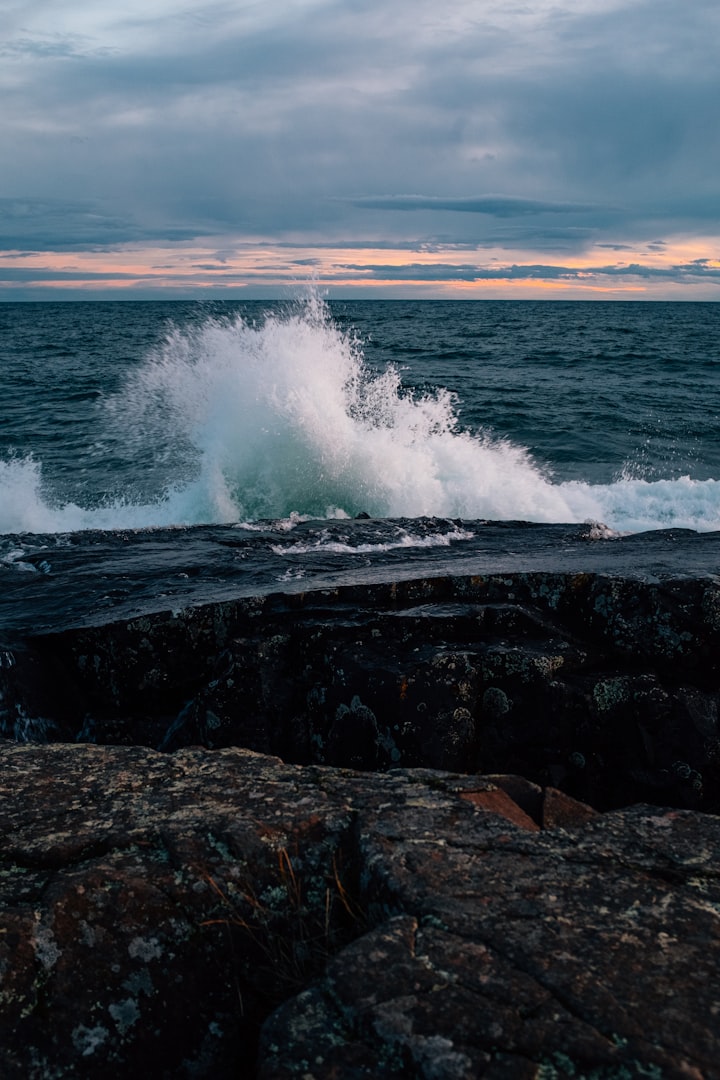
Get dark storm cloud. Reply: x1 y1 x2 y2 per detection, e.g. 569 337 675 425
346 196 602 216
339 260 720 283
0 267 152 282
0 198 199 250
1 0 719 287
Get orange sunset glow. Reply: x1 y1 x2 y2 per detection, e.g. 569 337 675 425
3 235 720 300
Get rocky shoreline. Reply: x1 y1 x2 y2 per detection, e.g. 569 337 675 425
3 569 720 813
1 562 720 1076
2 742 719 1078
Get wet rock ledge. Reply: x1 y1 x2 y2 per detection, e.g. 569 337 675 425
3 570 720 813
1 741 719 1079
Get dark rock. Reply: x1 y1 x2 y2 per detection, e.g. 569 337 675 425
2 570 720 812
1 742 719 1078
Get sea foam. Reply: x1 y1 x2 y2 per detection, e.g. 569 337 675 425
1 296 719 535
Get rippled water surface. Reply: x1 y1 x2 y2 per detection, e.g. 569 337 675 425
1 297 719 534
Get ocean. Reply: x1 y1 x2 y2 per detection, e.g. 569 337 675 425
3 295 720 530
1 295 719 631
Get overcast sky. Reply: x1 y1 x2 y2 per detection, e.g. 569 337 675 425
1 0 719 299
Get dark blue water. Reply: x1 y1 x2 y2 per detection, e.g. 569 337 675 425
334 300 720 484
1 297 719 534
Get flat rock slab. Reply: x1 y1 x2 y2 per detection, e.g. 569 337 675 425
3 521 719 636
1 743 719 1078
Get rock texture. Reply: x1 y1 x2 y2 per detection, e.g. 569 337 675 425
1 741 719 1078
3 570 720 813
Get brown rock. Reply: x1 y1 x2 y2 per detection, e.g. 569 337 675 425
458 785 540 831
1 742 719 1077
541 786 600 829
484 773 544 824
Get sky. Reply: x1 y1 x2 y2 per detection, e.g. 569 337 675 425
1 0 719 300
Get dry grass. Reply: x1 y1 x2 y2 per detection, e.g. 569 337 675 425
200 847 366 997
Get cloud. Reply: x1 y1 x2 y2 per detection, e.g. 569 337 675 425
0 266 154 282
346 195 603 216
0 199 201 250
338 260 720 283
1 0 719 294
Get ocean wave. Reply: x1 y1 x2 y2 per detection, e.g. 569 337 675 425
271 526 475 556
1 297 720 535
